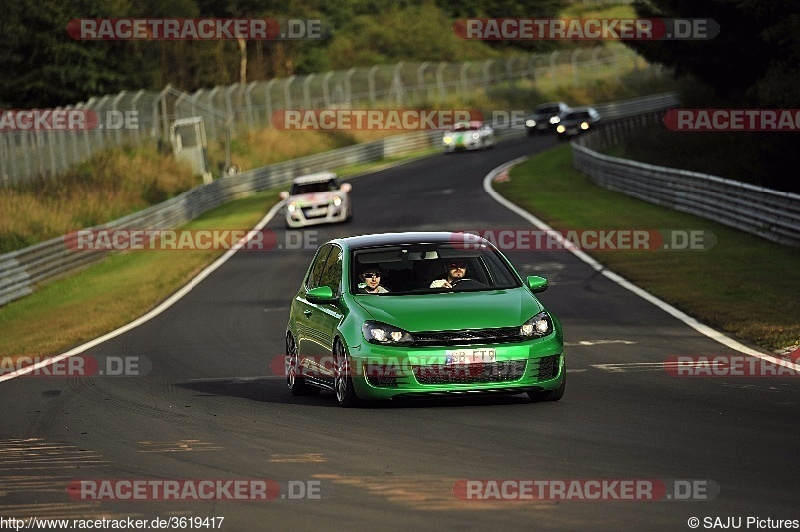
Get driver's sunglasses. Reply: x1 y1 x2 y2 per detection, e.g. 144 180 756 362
448 262 466 269
362 272 381 279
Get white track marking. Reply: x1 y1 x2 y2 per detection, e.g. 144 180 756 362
592 362 671 373
565 340 637 346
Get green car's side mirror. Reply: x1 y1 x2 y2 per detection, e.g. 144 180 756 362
306 285 337 303
526 275 548 293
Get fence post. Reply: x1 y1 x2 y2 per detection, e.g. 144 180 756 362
264 79 277 126
158 85 171 149
205 86 220 139
283 75 296 110
322 71 334 108
112 91 126 145
392 62 404 106
303 74 314 109
436 62 447 101
368 66 379 106
417 62 428 104
483 59 493 85
225 84 238 135
245 81 257 128
344 68 356 105
131 89 146 145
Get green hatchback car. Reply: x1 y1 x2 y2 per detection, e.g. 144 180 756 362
284 232 565 406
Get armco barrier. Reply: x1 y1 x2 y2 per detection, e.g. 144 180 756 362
572 122 800 246
0 93 679 307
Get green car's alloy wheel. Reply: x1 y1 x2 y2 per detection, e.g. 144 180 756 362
286 332 318 396
334 339 360 407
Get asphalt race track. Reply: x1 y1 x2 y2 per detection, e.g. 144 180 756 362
1 135 798 531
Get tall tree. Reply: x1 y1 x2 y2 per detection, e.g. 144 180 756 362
0 0 141 107
623 0 800 106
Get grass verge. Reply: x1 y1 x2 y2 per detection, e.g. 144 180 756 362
494 144 800 353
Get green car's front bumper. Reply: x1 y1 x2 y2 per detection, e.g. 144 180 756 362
345 334 564 400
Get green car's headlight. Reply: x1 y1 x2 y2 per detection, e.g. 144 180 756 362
520 311 552 338
363 321 414 345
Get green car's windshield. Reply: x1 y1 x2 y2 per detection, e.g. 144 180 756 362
351 243 521 295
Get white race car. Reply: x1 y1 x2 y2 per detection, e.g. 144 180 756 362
442 121 495 153
279 172 352 228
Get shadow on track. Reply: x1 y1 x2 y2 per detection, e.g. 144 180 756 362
177 377 546 410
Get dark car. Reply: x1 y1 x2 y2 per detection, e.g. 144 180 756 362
555 107 602 140
524 102 571 135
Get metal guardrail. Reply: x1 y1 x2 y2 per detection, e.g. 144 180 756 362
591 92 679 120
0 92 681 307
572 113 800 246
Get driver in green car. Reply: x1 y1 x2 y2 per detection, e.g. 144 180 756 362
358 267 390 294
430 260 468 289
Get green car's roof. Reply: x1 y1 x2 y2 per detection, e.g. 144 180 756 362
332 231 479 251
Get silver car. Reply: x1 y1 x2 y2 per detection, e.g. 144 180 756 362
279 172 352 228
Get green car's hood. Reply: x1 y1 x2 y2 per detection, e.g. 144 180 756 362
353 288 543 332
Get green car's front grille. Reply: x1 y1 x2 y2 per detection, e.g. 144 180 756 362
413 360 527 385
366 375 400 388
411 327 523 346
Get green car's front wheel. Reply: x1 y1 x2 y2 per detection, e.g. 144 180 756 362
528 372 565 403
334 339 360 407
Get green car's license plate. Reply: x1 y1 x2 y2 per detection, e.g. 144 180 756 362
446 349 496 365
